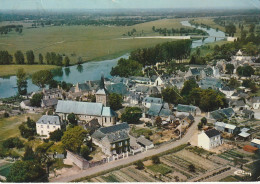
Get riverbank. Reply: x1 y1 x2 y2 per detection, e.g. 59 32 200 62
0 65 59 77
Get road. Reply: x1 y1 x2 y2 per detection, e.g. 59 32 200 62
50 116 201 182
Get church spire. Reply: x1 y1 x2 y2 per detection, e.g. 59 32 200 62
100 74 105 89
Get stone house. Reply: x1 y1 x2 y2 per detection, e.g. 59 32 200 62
91 123 130 156
214 122 239 134
142 96 163 108
176 104 201 116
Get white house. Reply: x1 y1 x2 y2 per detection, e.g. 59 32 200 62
251 138 260 149
250 97 260 109
219 86 235 98
154 76 164 86
198 129 223 150
36 115 63 138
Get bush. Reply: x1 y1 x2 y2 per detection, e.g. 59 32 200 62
49 129 63 142
4 112 9 118
152 155 160 164
2 137 24 149
135 160 144 170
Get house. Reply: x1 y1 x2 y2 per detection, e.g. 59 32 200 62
142 96 163 108
198 77 222 90
176 104 201 116
130 76 151 84
209 108 235 121
55 100 117 127
36 115 63 138
91 123 130 156
136 136 154 150
214 122 239 134
106 83 128 96
198 129 223 150
146 103 172 118
249 97 260 109
154 76 164 86
42 88 63 100
219 86 235 98
231 100 248 111
41 98 58 109
251 138 260 149
241 109 254 119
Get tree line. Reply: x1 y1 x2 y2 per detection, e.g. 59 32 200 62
130 40 192 67
0 50 70 66
0 25 23 35
152 26 208 36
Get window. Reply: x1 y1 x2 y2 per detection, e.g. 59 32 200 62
53 126 56 129
113 144 115 148
47 125 49 129
41 125 43 128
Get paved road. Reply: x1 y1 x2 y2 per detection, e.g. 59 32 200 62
50 116 201 182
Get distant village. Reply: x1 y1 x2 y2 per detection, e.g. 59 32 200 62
1 49 260 181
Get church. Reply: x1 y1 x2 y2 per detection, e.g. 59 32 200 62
55 75 117 127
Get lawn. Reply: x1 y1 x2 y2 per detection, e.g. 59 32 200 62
0 18 190 64
0 113 42 142
130 127 153 138
147 163 172 175
0 65 59 77
220 175 239 182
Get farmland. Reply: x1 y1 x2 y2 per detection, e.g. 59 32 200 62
84 146 243 182
0 19 190 64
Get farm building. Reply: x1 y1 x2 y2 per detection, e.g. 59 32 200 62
214 122 240 134
251 138 260 149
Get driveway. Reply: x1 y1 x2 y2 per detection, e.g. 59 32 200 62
50 116 201 182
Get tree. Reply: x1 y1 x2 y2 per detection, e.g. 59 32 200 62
198 122 203 130
26 50 35 64
61 126 88 153
227 78 240 89
64 56 70 67
225 63 234 74
237 66 255 77
19 118 36 138
39 53 43 64
162 87 182 105
181 79 198 96
16 68 27 95
135 160 144 170
108 93 123 111
6 160 47 182
121 107 142 124
188 164 195 172
32 70 53 88
201 117 207 125
67 113 78 125
3 137 24 149
49 129 63 142
23 146 35 161
14 50 25 64
152 155 160 164
0 50 13 64
80 145 90 159
30 93 43 107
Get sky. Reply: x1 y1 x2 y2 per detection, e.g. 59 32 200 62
0 0 260 10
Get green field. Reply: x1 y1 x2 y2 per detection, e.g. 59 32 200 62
0 113 42 142
147 163 172 175
0 19 190 64
0 65 59 77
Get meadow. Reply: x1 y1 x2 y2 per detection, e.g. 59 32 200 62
0 18 189 64
0 113 42 142
0 65 59 77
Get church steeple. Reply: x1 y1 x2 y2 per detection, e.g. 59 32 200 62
100 74 105 89
95 74 109 106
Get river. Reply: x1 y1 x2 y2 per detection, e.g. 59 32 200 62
0 20 225 98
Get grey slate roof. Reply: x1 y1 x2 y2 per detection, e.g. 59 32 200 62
204 129 221 138
143 97 162 104
106 83 128 95
42 98 58 107
137 136 153 147
36 115 61 125
210 108 235 120
176 104 198 113
92 122 130 143
56 100 103 116
102 107 117 117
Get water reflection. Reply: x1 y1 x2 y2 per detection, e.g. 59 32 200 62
65 67 71 76
76 64 83 73
51 67 63 77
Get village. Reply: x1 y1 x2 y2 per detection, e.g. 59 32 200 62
0 47 260 182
